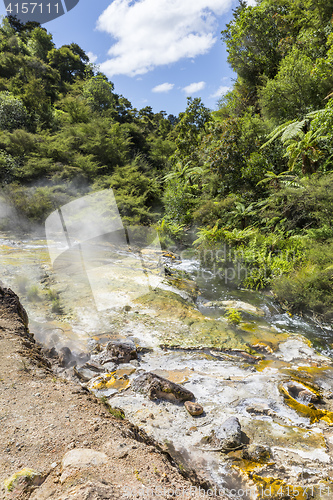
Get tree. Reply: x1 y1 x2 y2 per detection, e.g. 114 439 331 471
47 43 89 83
259 48 320 123
0 91 27 131
82 73 115 113
311 34 333 100
221 1 284 89
173 97 211 162
27 27 54 61
261 115 326 174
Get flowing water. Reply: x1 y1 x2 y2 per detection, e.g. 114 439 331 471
1 231 333 499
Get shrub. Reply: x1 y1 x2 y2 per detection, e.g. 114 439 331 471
26 284 40 302
225 308 242 325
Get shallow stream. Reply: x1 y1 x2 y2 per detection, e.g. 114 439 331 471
1 231 333 499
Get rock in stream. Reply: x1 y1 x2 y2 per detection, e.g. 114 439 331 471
131 372 194 402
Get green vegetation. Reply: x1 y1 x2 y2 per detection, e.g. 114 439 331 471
47 288 63 314
0 15 175 226
26 284 40 302
224 308 242 325
99 396 125 419
2 4 333 320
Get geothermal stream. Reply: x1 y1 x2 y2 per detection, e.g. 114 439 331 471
1 231 333 499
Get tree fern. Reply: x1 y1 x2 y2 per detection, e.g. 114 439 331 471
260 120 294 149
281 119 306 143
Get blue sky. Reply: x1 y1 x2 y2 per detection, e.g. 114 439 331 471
0 0 256 116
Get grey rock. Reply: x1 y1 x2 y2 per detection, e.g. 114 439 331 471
74 363 109 382
58 347 72 368
132 372 194 402
93 341 137 365
210 417 242 450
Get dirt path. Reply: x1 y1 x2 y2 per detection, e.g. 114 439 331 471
0 286 217 500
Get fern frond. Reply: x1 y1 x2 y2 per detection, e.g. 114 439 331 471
305 109 326 118
281 120 306 143
260 120 295 149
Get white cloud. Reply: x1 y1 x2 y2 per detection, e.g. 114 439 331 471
182 81 206 94
152 83 174 93
210 85 231 98
97 0 233 77
245 0 257 5
87 51 98 63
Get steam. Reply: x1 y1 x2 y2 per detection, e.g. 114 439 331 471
0 188 166 365
45 189 164 312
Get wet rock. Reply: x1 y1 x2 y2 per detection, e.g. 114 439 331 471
94 340 138 365
184 401 204 416
166 275 199 302
62 448 109 469
242 444 272 463
88 370 132 395
298 389 320 403
74 362 110 382
4 468 45 495
237 351 258 364
246 405 275 417
205 299 265 317
252 343 274 354
209 417 242 450
132 372 194 402
284 381 320 404
58 347 73 367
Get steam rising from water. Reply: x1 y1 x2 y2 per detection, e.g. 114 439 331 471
45 189 164 312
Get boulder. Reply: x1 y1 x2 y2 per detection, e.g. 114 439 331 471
205 300 265 317
132 372 194 402
284 381 320 404
209 416 242 450
62 448 109 469
54 481 115 500
4 468 45 495
93 340 137 365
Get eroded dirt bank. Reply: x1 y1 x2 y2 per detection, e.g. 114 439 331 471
0 285 214 500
